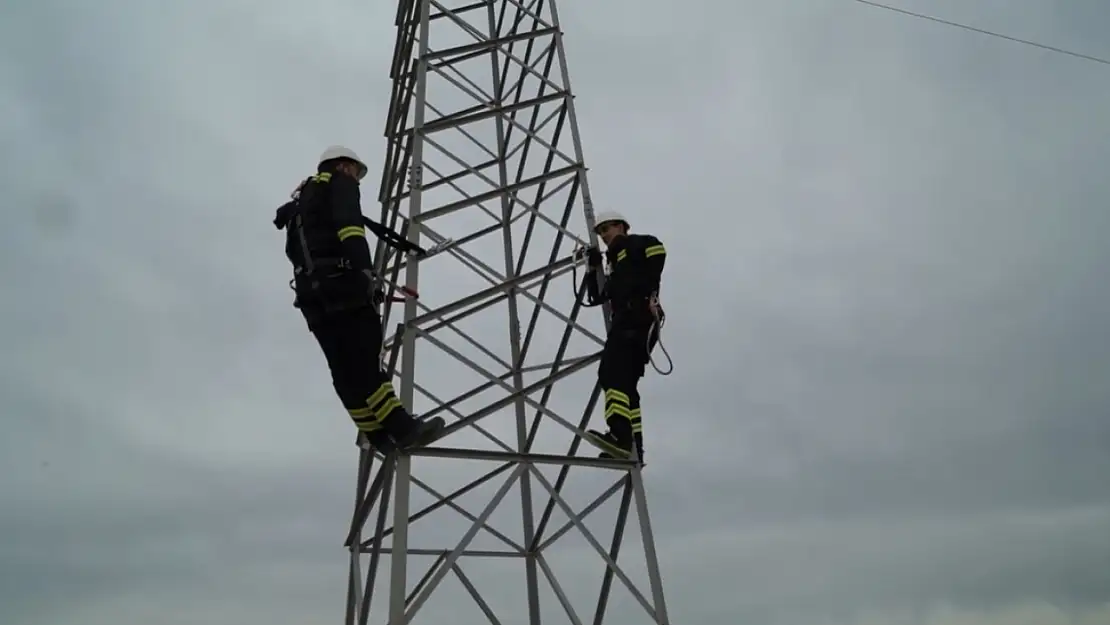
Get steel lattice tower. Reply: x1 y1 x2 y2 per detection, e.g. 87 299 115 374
342 0 671 623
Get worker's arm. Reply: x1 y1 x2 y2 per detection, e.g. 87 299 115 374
579 247 607 306
582 267 608 307
329 174 374 272
273 200 296 230
608 234 666 299
273 177 312 230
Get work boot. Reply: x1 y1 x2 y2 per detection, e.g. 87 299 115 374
356 429 397 453
386 414 447 450
357 415 446 453
583 421 644 465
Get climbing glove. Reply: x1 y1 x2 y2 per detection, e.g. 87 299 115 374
361 269 386 305
585 246 602 267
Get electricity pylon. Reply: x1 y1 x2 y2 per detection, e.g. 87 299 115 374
342 0 671 623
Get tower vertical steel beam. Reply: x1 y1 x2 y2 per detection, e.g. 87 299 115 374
344 0 672 623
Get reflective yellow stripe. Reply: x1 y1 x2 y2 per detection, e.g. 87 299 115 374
374 398 403 420
350 382 404 432
338 225 365 241
366 383 392 409
616 249 627 262
349 406 379 429
365 382 403 422
601 390 641 424
312 172 332 183
605 404 634 419
604 389 630 405
644 244 665 258
604 389 633 420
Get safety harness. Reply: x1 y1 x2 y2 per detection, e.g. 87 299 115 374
273 176 426 304
572 244 674 376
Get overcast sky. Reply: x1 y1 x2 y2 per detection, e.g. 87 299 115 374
3 0 1109 624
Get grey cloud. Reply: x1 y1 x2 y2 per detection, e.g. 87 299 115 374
666 505 1110 622
3 0 1110 624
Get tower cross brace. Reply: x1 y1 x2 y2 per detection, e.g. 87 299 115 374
343 0 672 623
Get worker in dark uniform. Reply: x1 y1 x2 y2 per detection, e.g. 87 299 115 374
578 210 666 463
273 145 444 452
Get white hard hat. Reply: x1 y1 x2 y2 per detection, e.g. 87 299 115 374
318 145 368 179
593 210 629 233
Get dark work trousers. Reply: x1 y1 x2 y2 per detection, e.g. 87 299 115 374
302 302 412 436
596 304 659 443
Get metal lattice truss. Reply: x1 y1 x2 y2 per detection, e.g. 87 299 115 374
343 0 672 623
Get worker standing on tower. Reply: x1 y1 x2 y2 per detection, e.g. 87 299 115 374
273 145 445 452
578 210 666 463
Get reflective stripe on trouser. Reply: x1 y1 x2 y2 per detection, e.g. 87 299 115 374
346 381 405 433
603 388 642 434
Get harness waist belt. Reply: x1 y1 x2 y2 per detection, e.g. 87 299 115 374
295 257 350 275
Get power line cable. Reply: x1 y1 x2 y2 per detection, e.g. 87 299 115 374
853 0 1110 67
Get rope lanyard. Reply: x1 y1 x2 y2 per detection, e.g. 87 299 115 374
647 293 673 376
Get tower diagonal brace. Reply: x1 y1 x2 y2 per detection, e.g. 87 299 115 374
344 0 672 623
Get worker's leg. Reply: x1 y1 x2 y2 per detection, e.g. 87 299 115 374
628 320 660 435
309 307 394 434
309 306 442 449
585 321 649 461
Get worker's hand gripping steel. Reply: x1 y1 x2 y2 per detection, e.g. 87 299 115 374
361 269 385 305
574 245 602 267
586 246 602 267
